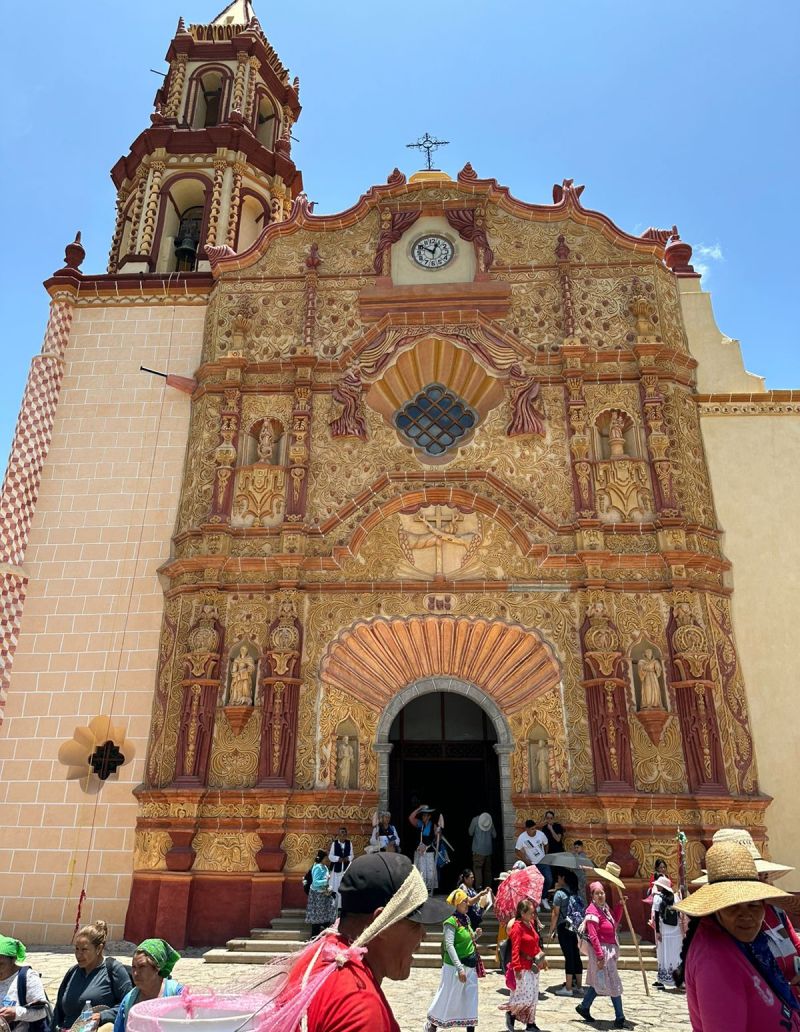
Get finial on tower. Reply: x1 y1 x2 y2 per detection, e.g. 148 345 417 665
52 231 85 280
664 226 698 276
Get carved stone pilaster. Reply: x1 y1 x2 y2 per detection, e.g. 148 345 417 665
285 376 312 519
206 159 228 249
562 351 595 517
163 53 188 119
139 161 165 256
210 382 242 522
225 163 245 248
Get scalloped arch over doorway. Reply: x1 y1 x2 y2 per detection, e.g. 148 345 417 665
319 615 562 714
319 615 563 869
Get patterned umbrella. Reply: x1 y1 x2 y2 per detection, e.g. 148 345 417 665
495 864 544 921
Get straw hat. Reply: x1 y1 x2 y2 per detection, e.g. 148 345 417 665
690 828 793 885
591 860 626 890
653 875 673 893
477 812 493 832
675 841 791 917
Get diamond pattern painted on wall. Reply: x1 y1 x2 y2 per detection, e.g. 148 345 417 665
394 383 477 457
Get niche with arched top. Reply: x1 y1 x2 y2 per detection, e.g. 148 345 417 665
333 718 360 790
629 639 667 712
593 408 645 460
527 725 551 792
240 418 285 466
225 640 259 707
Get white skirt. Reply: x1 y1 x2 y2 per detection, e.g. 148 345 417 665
427 964 479 1027
502 967 539 1024
657 924 683 987
415 849 438 893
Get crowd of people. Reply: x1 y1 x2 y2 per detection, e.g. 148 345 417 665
1 818 798 1032
0 923 183 1032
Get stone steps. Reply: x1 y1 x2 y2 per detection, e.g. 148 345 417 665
203 907 656 971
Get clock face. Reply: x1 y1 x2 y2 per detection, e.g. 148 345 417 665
411 235 454 269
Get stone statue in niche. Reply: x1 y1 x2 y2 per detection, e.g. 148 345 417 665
257 421 276 463
228 645 256 706
335 735 357 789
608 410 627 458
637 648 665 710
528 737 550 792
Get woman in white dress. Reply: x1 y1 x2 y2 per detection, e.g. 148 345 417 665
651 875 684 989
409 804 443 894
426 889 482 1032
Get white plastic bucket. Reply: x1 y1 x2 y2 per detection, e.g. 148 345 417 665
128 993 271 1032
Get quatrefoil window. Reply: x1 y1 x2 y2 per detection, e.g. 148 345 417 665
394 383 477 456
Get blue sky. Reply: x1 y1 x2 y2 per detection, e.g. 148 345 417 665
1 1 798 463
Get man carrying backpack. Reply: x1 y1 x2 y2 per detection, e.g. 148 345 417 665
0 936 50 1032
547 870 585 998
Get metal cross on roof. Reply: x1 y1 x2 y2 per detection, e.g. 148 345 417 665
406 132 450 171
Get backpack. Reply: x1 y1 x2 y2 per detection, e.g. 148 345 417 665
564 892 587 937
16 966 53 1032
302 867 313 895
660 890 679 927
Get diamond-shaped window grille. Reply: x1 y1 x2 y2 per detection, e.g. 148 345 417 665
394 383 477 457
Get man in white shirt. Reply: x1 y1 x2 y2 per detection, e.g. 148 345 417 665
514 819 551 909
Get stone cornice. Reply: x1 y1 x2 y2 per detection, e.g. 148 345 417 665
696 390 800 416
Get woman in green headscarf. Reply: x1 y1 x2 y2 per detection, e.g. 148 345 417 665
0 936 48 1032
112 941 182 1032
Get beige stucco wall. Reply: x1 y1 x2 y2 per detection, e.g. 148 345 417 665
679 278 765 394
0 301 205 943
700 411 800 889
681 278 800 889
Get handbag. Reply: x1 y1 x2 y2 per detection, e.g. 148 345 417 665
435 841 450 868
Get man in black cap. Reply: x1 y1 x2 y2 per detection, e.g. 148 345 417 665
278 851 450 1031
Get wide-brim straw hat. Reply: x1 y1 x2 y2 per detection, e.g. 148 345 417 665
690 827 793 885
477 812 493 832
591 861 626 890
676 841 791 917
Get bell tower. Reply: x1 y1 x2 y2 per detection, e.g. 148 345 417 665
108 0 302 274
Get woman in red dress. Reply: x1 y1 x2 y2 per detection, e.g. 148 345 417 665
501 899 547 1032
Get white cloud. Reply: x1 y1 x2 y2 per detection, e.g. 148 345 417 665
694 242 724 281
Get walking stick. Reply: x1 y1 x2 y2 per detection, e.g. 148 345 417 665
618 890 650 997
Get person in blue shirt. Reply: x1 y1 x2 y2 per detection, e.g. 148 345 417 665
113 941 182 1032
305 850 337 938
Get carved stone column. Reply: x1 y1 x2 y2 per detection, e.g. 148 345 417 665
666 600 726 793
231 51 248 114
285 374 312 520
636 353 679 515
163 53 188 120
257 590 303 785
139 160 165 257
244 56 260 123
225 163 245 248
580 598 635 791
562 348 595 517
173 605 223 785
209 360 246 522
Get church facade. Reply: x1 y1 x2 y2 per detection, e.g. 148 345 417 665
1 1 797 947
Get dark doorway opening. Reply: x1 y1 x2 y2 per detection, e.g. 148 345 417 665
388 692 503 893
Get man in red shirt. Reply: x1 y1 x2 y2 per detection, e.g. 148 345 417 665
279 852 450 1032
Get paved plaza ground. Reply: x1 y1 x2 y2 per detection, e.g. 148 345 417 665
24 941 691 1031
